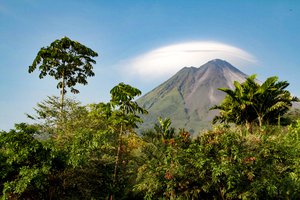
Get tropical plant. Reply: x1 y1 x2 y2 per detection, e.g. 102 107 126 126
28 36 98 112
211 75 296 130
134 118 194 199
186 126 300 199
252 76 296 127
108 82 147 199
0 123 60 199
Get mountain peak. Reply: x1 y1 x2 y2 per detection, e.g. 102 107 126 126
200 59 246 76
137 59 248 134
203 59 235 68
208 58 229 64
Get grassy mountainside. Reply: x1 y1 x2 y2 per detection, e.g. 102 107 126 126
137 59 248 134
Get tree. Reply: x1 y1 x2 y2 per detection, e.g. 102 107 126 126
108 83 147 199
25 98 117 199
27 96 89 143
210 75 258 131
29 36 98 112
0 123 57 199
211 75 296 130
134 118 194 199
252 76 296 127
186 126 300 199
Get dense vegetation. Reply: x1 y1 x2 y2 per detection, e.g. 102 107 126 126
1 37 300 199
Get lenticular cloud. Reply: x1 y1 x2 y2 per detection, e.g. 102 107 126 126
124 41 257 81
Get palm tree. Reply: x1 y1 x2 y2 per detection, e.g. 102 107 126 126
211 75 296 130
251 76 295 127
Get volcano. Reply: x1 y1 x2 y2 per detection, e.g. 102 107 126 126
137 59 248 134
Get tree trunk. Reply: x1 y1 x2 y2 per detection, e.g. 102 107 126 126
60 70 65 114
258 115 263 129
110 125 123 200
219 187 225 200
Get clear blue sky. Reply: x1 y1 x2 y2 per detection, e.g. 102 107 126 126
1 0 300 130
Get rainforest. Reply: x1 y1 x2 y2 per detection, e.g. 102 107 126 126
1 37 300 200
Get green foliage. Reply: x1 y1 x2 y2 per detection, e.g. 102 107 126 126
29 36 98 94
108 83 148 199
2 78 300 199
28 36 98 111
27 96 87 137
0 123 58 199
109 82 148 131
185 125 300 199
211 75 296 129
154 117 176 140
132 119 300 199
134 118 194 199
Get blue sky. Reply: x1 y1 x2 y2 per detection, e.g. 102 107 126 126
1 0 300 130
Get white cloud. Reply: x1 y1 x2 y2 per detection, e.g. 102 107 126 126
122 41 257 81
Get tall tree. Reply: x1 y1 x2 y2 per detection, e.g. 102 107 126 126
109 83 147 200
28 36 98 112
